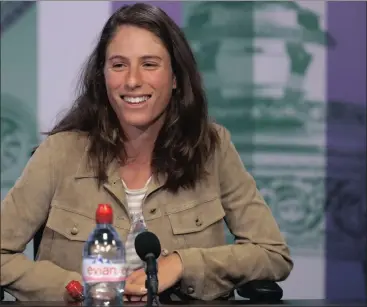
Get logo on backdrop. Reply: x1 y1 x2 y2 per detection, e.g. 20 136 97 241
1 1 38 202
184 1 365 258
1 93 38 198
1 1 35 36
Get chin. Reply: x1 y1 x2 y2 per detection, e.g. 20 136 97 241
123 118 154 130
123 110 166 130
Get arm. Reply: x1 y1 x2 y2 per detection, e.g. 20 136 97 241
1 135 82 301
175 127 293 300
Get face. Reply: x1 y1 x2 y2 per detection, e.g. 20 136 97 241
104 25 176 132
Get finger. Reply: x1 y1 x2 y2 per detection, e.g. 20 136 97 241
126 268 145 282
131 274 147 286
63 291 82 303
130 296 143 302
124 282 148 296
63 292 73 303
129 295 147 302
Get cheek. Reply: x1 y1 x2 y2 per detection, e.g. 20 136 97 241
147 70 174 93
105 71 123 91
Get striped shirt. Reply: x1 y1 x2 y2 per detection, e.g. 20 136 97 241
122 178 151 276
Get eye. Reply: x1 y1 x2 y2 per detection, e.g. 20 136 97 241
112 63 126 71
143 62 158 69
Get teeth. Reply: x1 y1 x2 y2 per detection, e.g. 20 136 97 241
123 96 150 104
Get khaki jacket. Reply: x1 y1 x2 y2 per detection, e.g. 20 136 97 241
1 124 292 301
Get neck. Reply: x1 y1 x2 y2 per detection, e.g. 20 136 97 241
121 120 163 164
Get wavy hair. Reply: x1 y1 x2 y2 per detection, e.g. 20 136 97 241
48 3 219 192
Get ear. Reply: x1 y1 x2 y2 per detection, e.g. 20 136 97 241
172 75 177 89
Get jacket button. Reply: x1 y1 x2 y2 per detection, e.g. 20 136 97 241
150 208 157 214
161 248 169 257
195 218 202 227
187 286 195 294
70 227 79 235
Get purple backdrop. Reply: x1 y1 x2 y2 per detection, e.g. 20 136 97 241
326 1 366 301
112 1 182 25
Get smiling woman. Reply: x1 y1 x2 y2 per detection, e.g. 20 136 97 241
104 25 176 133
47 3 217 193
0 2 292 303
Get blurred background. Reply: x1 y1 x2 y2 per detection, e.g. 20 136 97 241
1 0 366 301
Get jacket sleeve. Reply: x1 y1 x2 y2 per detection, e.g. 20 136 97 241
174 126 293 300
1 135 82 301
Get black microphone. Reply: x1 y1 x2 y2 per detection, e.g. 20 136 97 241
135 231 161 305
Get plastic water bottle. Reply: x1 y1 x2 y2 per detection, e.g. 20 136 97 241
82 204 126 306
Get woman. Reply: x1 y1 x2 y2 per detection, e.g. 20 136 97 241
0 3 293 302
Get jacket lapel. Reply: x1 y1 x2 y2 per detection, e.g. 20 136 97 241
103 159 129 217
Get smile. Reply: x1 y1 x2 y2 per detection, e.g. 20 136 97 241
121 95 151 104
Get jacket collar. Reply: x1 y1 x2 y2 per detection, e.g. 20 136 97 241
73 145 121 184
74 145 166 196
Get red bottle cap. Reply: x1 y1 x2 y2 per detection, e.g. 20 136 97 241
65 280 84 301
96 203 113 224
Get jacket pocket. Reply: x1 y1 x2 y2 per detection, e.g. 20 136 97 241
43 203 129 273
47 206 95 241
167 196 227 248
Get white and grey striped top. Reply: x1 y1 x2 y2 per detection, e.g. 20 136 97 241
122 178 151 276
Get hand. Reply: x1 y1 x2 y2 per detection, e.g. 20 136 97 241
64 280 84 305
124 253 183 297
124 294 147 302
63 289 83 305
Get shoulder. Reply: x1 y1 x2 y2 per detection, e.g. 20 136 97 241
210 122 232 154
208 122 245 170
45 130 89 148
35 131 89 163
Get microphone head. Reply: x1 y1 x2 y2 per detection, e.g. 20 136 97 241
135 231 161 260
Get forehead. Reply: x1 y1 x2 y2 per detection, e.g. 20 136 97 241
106 25 169 58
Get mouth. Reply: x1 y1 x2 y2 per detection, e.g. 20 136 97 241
120 95 152 105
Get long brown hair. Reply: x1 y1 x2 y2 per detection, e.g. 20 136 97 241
48 3 219 192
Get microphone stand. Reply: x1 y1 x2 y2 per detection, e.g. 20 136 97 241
144 254 159 307
145 275 158 307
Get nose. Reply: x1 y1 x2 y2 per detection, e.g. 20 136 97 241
125 67 142 90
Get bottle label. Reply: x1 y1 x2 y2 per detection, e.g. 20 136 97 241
82 257 126 283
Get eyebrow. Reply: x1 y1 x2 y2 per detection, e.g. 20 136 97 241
107 55 163 61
